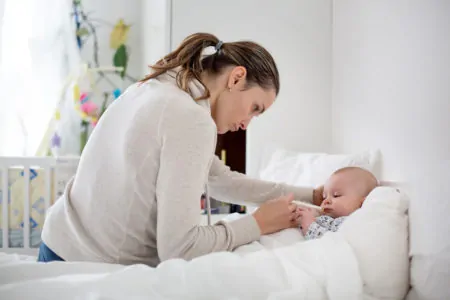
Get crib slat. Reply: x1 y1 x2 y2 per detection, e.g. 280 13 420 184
2 167 9 249
53 166 58 207
0 157 79 253
23 166 30 249
45 167 52 215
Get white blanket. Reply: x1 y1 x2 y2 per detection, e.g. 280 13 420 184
0 186 410 300
234 228 306 255
0 232 362 300
221 212 307 255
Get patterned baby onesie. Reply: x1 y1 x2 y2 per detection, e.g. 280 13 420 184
305 215 346 240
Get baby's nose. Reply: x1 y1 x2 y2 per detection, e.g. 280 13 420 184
322 198 332 205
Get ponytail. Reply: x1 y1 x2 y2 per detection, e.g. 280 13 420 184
141 32 280 100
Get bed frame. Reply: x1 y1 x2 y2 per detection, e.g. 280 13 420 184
0 156 79 255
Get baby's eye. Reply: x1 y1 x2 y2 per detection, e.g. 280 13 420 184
333 193 341 198
253 104 260 113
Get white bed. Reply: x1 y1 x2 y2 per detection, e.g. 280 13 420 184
0 150 447 299
0 184 410 300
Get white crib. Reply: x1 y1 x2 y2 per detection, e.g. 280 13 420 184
0 156 79 255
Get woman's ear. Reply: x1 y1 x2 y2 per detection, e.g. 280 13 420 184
227 66 247 90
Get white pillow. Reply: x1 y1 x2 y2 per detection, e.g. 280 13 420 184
338 186 410 299
259 148 381 187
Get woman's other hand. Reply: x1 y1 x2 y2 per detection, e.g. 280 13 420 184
313 185 324 206
252 193 300 235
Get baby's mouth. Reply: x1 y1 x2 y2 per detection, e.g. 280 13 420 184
322 207 332 214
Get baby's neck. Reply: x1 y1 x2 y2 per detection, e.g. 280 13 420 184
320 211 349 218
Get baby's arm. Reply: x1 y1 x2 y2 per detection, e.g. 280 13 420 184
314 215 346 231
304 216 346 240
304 221 330 239
298 208 320 236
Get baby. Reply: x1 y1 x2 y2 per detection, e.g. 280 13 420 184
298 166 378 240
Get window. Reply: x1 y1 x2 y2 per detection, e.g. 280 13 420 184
0 0 80 156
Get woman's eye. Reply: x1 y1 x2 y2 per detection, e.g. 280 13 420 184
253 105 260 112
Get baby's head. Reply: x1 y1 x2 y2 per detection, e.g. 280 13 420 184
321 167 378 218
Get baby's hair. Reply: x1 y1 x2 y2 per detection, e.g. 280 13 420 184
332 166 378 196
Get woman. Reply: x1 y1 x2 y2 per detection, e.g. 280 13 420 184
39 33 323 266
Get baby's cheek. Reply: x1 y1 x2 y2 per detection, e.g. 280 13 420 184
333 203 349 217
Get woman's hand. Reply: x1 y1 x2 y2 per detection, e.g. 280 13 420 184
298 208 320 235
252 193 300 235
313 185 324 206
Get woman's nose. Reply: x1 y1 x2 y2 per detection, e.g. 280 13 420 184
240 120 250 130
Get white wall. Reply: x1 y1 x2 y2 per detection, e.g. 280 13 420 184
80 0 143 84
170 0 332 177
331 0 450 181
141 0 171 76
0 0 5 66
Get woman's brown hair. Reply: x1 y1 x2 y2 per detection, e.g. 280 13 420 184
140 33 280 100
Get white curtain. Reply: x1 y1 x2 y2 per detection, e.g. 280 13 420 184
0 0 81 156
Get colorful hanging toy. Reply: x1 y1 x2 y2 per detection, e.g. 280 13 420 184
73 84 99 126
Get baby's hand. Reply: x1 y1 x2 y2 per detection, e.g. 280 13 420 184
298 208 319 235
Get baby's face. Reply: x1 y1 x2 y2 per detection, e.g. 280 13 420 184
321 172 366 218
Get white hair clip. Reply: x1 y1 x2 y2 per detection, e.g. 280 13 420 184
200 41 223 61
200 46 218 61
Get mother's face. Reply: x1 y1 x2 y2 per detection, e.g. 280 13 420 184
211 67 276 134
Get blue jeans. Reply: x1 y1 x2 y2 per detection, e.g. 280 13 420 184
37 242 64 262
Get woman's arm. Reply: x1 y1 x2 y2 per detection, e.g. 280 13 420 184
155 103 260 262
207 156 316 206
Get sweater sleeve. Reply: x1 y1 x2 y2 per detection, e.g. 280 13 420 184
155 104 260 262
208 156 314 206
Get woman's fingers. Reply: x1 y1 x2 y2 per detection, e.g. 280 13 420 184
283 193 295 205
290 216 301 227
288 203 297 212
291 211 301 221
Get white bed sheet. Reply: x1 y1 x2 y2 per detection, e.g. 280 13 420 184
0 232 362 300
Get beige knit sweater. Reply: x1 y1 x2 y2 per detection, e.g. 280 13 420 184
42 70 313 266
